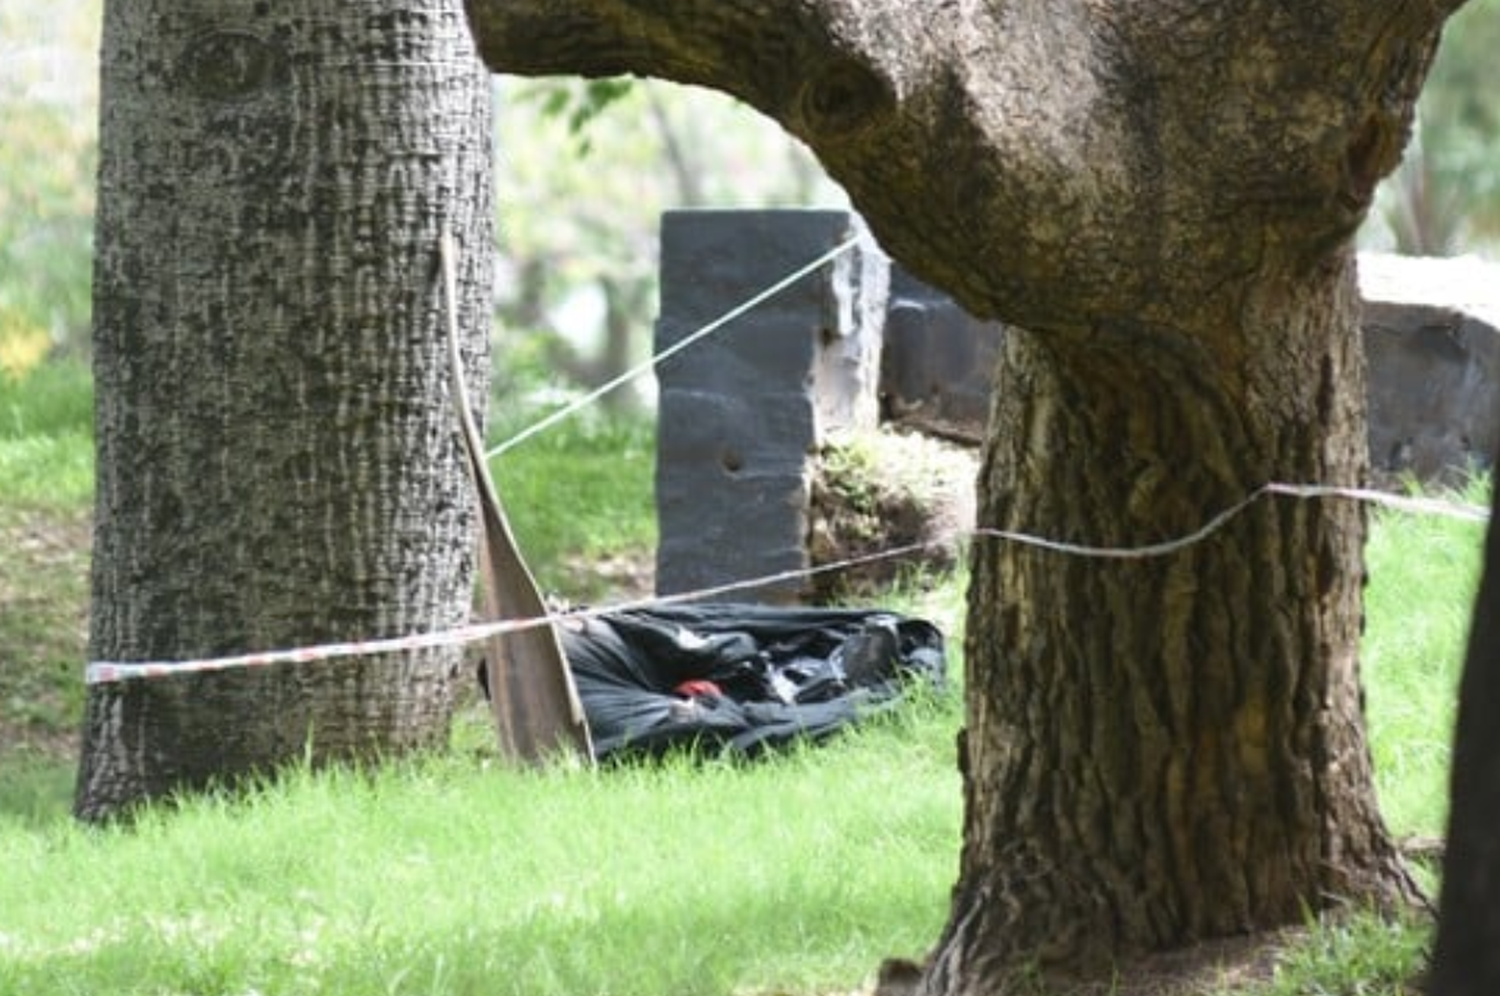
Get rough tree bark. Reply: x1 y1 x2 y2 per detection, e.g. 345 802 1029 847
465 0 1467 989
77 0 494 821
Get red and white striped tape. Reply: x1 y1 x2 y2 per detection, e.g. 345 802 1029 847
83 481 1488 685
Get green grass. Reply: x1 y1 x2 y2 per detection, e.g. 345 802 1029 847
0 363 94 774
0 361 93 440
1362 478 1487 838
488 407 657 599
0 754 75 829
0 705 962 996
1227 908 1431 996
0 360 1492 995
0 360 93 507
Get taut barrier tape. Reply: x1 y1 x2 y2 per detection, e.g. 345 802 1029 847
485 234 860 460
84 481 1488 685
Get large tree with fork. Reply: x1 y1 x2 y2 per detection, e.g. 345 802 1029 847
463 1 1461 991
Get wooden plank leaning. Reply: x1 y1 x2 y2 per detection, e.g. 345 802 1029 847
439 229 595 763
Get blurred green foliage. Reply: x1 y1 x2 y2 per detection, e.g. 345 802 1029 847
493 75 847 415
0 0 98 379
1368 0 1500 254
0 0 1495 396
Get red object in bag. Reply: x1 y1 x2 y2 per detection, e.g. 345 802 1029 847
674 679 724 699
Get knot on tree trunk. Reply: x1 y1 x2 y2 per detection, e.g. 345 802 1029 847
794 55 892 139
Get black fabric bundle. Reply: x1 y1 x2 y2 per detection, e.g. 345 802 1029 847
552 602 946 760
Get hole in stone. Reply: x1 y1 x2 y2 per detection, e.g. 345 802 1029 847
722 449 744 474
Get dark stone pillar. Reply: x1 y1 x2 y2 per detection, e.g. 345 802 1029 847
654 209 886 602
879 267 1005 445
1359 253 1500 484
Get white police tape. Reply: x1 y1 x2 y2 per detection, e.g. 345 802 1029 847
83 480 1488 685
87 235 864 685
969 482 1488 560
83 536 949 685
1268 482 1488 521
485 234 860 460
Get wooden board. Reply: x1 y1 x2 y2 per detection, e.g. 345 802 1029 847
441 231 593 762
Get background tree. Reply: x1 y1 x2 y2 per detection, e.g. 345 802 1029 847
492 75 843 417
0 0 96 378
464 0 1463 990
1368 0 1500 255
75 0 494 820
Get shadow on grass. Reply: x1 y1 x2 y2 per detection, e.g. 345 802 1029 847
0 751 75 827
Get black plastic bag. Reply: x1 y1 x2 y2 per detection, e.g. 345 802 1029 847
551 603 946 759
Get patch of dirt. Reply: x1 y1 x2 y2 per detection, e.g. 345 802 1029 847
0 506 92 766
867 923 1419 996
555 547 656 604
1097 931 1301 995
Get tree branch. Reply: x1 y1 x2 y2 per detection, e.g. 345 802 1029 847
464 0 906 143
466 0 1455 331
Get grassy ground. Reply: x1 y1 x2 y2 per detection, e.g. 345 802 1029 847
0 361 94 815
1363 478 1487 842
0 706 964 996
0 360 1488 995
488 405 658 601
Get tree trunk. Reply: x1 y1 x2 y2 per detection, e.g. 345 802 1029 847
77 0 494 821
928 261 1416 985
462 0 1464 986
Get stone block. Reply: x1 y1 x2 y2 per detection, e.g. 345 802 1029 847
1360 253 1500 483
879 267 1004 444
654 209 887 602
